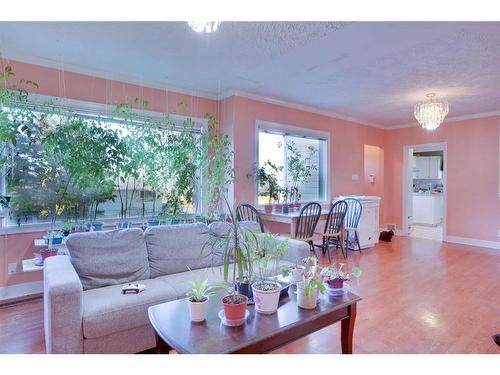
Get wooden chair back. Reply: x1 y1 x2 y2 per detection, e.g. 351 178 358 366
236 203 264 232
324 200 348 236
344 198 362 229
294 202 322 240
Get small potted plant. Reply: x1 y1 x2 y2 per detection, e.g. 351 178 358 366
252 280 282 314
257 160 283 214
321 263 362 294
296 256 326 310
203 199 257 325
185 269 226 322
62 219 73 237
44 230 64 245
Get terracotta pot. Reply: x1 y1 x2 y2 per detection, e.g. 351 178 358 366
40 248 58 261
264 204 273 214
252 281 281 314
295 203 302 212
188 297 210 322
296 282 319 310
274 204 283 213
222 294 248 321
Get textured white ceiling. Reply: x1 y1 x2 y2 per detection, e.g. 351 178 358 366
1 21 500 127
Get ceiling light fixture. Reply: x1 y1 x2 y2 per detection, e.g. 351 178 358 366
414 93 449 131
187 21 221 33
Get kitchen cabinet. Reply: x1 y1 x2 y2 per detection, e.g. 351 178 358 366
413 156 441 179
412 193 443 225
333 195 381 249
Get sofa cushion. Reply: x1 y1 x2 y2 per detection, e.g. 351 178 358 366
66 228 150 290
144 223 224 278
82 278 177 339
155 266 228 297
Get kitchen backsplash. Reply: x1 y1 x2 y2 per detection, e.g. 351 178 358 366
413 179 444 192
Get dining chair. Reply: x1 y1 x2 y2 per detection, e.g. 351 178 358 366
314 200 348 262
294 202 322 257
236 203 264 233
344 198 363 253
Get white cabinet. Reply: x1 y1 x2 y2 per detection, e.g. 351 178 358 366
413 194 443 225
333 195 381 249
413 156 441 179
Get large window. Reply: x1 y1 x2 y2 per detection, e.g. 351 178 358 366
257 122 328 205
0 103 204 227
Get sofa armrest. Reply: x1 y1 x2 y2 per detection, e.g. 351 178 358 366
44 255 83 353
275 236 310 264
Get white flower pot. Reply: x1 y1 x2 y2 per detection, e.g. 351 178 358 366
188 297 209 322
296 282 319 310
252 283 281 314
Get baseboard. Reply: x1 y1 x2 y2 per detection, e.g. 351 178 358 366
444 235 500 250
0 280 43 303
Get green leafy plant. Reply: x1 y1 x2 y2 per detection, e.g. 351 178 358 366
203 199 258 303
300 256 326 297
257 160 283 204
200 114 234 218
253 233 289 279
185 268 227 303
286 140 318 202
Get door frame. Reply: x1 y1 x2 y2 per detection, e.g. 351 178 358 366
402 142 448 239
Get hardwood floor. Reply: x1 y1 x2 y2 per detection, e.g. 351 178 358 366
1 236 499 354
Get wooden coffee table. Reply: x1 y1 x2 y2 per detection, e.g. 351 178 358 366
148 288 361 354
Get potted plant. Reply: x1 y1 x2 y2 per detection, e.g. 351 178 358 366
257 160 283 213
286 141 318 210
252 280 282 314
203 199 257 324
296 256 326 309
43 230 64 245
321 263 362 294
185 268 226 322
61 219 73 237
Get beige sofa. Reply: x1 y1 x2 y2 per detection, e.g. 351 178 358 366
43 222 309 354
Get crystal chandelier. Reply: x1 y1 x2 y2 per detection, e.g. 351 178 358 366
414 93 449 131
187 21 221 33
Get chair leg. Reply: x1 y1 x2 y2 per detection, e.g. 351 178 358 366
340 235 347 259
355 231 362 252
309 241 317 259
326 240 332 264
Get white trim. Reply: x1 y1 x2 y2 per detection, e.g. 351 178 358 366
24 93 209 128
2 53 219 100
389 110 500 130
225 90 386 129
254 120 331 206
445 235 500 251
402 143 448 240
0 280 43 302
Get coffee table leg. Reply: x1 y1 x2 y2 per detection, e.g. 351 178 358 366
341 303 357 354
155 332 172 354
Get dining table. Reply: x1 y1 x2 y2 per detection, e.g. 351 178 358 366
259 208 330 239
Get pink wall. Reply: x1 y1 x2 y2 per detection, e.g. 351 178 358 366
384 116 500 241
226 96 387 207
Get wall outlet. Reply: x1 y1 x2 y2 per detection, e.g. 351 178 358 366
351 174 359 181
8 262 17 275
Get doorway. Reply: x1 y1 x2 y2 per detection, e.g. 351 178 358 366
402 143 447 241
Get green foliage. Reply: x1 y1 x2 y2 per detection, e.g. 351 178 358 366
300 256 326 297
252 233 289 279
200 114 234 218
257 160 283 204
202 199 257 302
185 267 227 302
286 140 318 202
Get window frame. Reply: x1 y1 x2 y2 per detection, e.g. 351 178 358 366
0 94 209 233
254 119 330 207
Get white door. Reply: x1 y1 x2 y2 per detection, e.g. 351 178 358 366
405 148 415 235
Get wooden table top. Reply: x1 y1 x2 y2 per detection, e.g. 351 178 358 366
259 209 331 219
148 288 361 354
